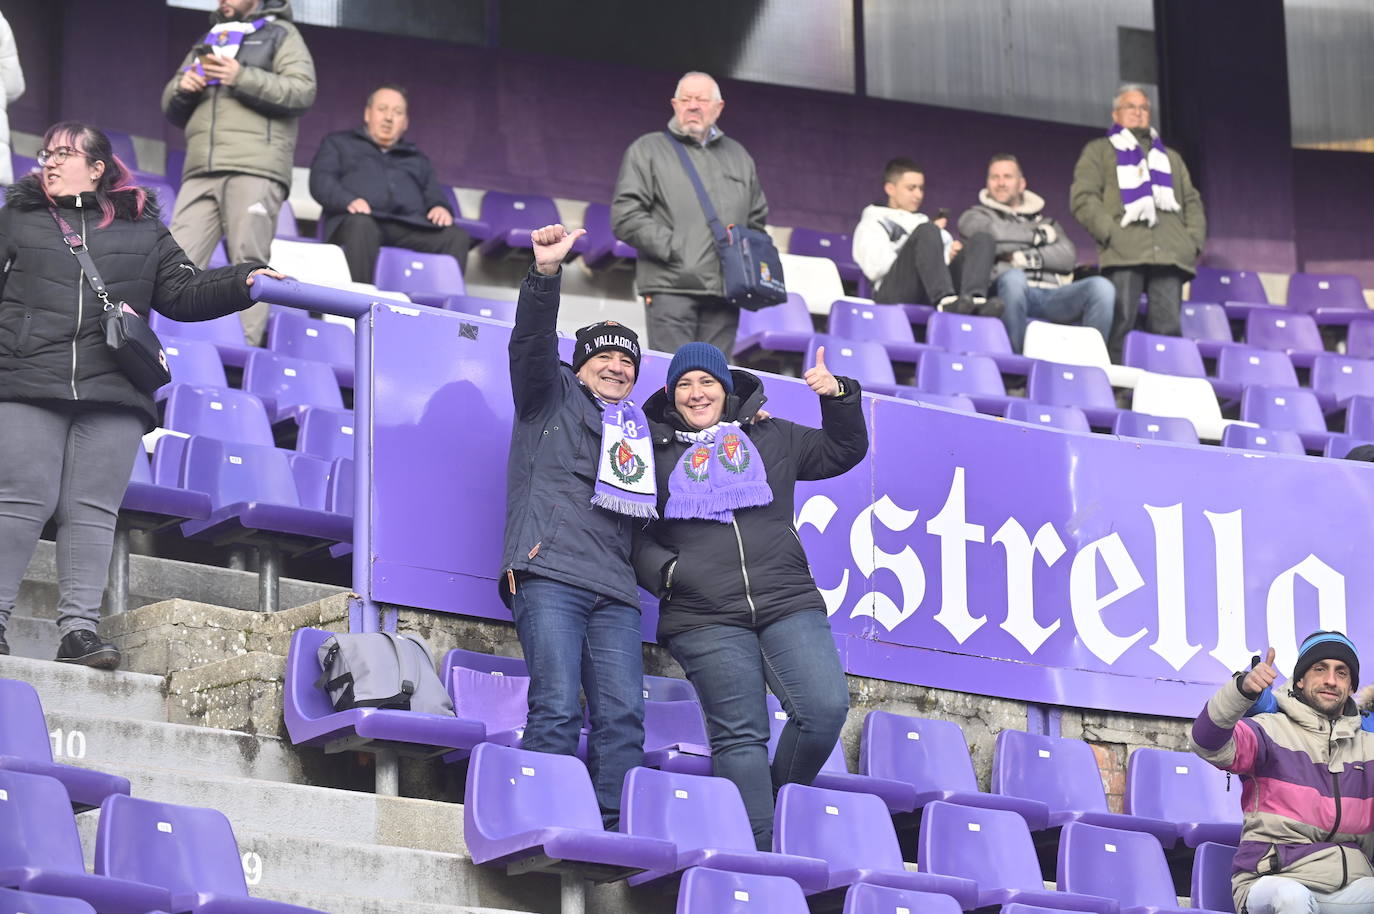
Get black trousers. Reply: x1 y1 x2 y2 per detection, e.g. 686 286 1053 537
1102 265 1185 362
328 214 471 285
875 223 994 305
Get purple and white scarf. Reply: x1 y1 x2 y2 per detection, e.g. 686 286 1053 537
1108 123 1180 228
591 399 659 519
187 16 271 86
666 422 771 523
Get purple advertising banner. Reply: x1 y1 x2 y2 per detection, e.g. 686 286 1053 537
368 304 1374 718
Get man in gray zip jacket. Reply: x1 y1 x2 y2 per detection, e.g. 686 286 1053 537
161 0 316 345
611 71 768 356
500 223 646 829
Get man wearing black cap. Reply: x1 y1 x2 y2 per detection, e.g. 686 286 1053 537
499 223 649 829
1191 631 1374 914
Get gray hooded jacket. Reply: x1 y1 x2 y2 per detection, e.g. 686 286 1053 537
957 189 1076 289
611 121 768 298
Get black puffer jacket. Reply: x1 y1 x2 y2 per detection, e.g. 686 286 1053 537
309 128 451 240
633 370 867 642
0 176 259 429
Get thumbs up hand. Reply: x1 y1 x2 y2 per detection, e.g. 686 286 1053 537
804 345 840 397
531 224 587 276
1241 647 1279 699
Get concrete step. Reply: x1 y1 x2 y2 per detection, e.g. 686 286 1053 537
3 613 59 661
257 886 539 914
0 653 167 723
81 759 462 854
16 538 345 620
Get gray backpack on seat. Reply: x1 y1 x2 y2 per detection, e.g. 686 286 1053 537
315 631 454 716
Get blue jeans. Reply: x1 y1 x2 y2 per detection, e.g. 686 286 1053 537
666 610 849 850
509 574 645 828
997 268 1115 353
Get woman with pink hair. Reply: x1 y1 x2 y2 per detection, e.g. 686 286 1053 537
0 121 280 669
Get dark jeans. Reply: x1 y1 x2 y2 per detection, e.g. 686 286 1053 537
508 574 645 828
666 610 849 850
1103 265 1186 362
0 402 143 637
328 214 470 285
643 292 737 355
875 224 994 305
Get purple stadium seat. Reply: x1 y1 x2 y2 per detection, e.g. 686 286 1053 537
773 784 979 908
287 453 333 511
1311 353 1374 411
1324 434 1374 459
1191 843 1238 913
1239 386 1334 452
621 767 829 891
95 793 326 914
1348 395 1374 439
141 177 176 228
642 699 712 776
165 148 185 186
1345 320 1374 359
0 770 174 914
439 666 529 761
918 801 1119 914
1218 424 1305 456
805 335 900 397
283 627 486 775
0 886 96 914
1244 311 1325 369
764 696 910 815
1286 272 1367 316
1113 412 1200 445
859 710 1050 830
10 154 37 179
1188 267 1267 307
581 202 637 270
163 386 274 446
463 742 676 881
845 885 964 914
789 227 862 285
150 434 190 486
242 349 344 421
275 200 303 240
1123 332 1206 378
926 311 1032 375
734 294 814 360
120 443 212 539
148 311 252 369
0 679 131 814
294 407 356 461
676 866 809 914
373 247 466 298
1125 749 1242 848
178 437 351 560
440 647 530 679
1179 303 1234 360
643 675 697 703
440 186 490 242
1059 822 1223 914
266 309 355 388
477 191 589 260
991 730 1178 849
827 300 932 366
441 295 518 323
103 129 138 170
891 390 978 412
1026 361 1122 429
1212 346 1298 404
1003 400 1091 433
157 336 228 401
916 351 1015 414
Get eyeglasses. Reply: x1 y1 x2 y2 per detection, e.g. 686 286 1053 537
1116 103 1151 113
673 95 718 106
37 146 87 166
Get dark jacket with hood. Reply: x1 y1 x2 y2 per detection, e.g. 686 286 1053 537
632 369 867 642
0 176 259 429
500 267 640 608
161 0 316 189
309 127 452 241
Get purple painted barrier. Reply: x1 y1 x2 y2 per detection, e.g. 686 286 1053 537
256 279 1374 718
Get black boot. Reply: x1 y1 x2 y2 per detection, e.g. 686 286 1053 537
0 628 9 656
56 630 120 670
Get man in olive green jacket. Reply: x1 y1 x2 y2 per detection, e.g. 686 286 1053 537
161 0 316 344
611 71 768 356
1070 84 1205 361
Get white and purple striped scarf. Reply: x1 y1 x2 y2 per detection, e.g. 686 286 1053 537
187 17 271 86
1108 124 1180 228
591 399 659 519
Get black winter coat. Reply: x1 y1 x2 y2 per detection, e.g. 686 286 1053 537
499 268 640 608
309 128 451 241
0 177 259 429
633 370 867 642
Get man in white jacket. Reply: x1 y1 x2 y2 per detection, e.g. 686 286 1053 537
0 12 26 186
852 157 997 315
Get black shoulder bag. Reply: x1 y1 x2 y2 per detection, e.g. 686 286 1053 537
49 206 171 394
665 132 787 311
